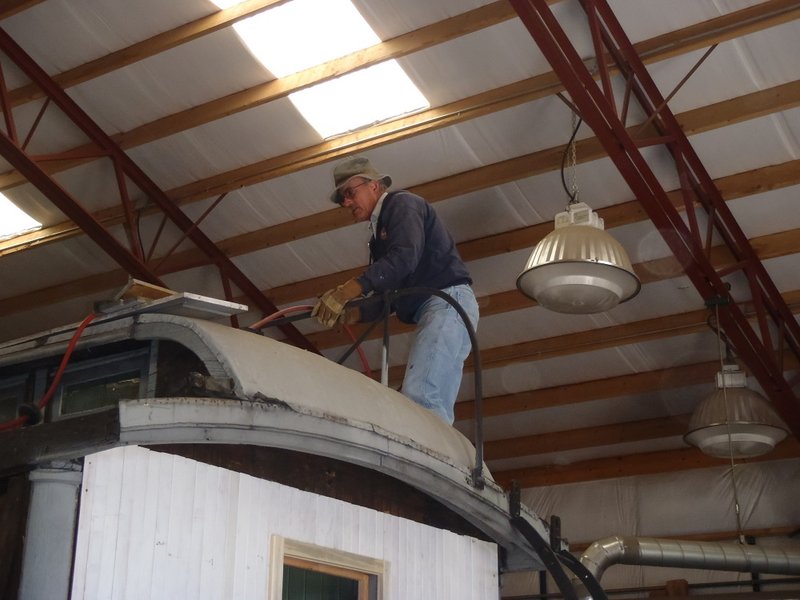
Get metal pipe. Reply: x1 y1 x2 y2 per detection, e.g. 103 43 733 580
576 536 800 599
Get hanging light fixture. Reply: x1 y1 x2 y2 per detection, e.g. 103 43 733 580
684 362 789 459
516 202 640 313
516 111 640 313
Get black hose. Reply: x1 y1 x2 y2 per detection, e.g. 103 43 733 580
510 516 579 600
339 287 485 488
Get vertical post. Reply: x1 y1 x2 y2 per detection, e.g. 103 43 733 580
381 311 390 387
19 460 83 600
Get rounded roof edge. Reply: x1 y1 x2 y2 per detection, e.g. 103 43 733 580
133 313 479 472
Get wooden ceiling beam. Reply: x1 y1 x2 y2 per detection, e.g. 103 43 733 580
0 0 45 20
373 289 800 386
632 0 800 61
491 437 800 488
0 0 794 250
456 361 721 421
458 353 800 421
484 415 692 460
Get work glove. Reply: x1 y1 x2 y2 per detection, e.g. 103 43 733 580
312 279 363 328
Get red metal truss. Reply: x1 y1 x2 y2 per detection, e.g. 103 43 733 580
0 129 166 287
0 27 317 353
510 0 800 435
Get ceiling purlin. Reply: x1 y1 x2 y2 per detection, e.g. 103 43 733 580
0 0 44 21
382 290 800 385
493 438 800 488
0 0 795 252
456 361 723 420
484 414 692 461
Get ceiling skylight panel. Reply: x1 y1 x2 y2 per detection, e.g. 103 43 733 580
289 61 429 138
212 0 429 138
216 0 380 77
0 193 41 240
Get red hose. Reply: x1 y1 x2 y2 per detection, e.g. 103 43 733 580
248 304 314 330
1 306 374 433
250 305 373 378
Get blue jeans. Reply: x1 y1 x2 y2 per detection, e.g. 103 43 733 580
401 284 479 424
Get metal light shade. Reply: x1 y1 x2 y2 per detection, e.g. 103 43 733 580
516 204 640 314
684 365 789 458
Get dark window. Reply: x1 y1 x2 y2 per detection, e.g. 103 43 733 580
282 564 359 600
0 375 27 421
53 349 149 418
60 371 142 415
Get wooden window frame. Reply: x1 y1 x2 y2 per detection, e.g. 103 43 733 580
268 535 385 600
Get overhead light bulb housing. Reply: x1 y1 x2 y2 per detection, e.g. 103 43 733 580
516 203 640 313
684 363 789 458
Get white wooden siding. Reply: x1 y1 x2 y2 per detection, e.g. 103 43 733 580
71 446 499 600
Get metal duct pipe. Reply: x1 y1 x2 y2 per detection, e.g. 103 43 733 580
576 536 800 600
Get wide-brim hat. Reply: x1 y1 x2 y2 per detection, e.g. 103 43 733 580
329 156 392 203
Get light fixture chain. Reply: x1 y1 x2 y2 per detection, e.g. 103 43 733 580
569 110 579 203
715 303 746 543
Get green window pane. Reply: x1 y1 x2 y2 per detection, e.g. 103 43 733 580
61 372 141 415
282 565 359 600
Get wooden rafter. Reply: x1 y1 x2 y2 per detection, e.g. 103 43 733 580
493 437 800 487
0 0 45 20
485 415 693 461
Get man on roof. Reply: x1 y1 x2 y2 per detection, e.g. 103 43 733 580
312 156 479 425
